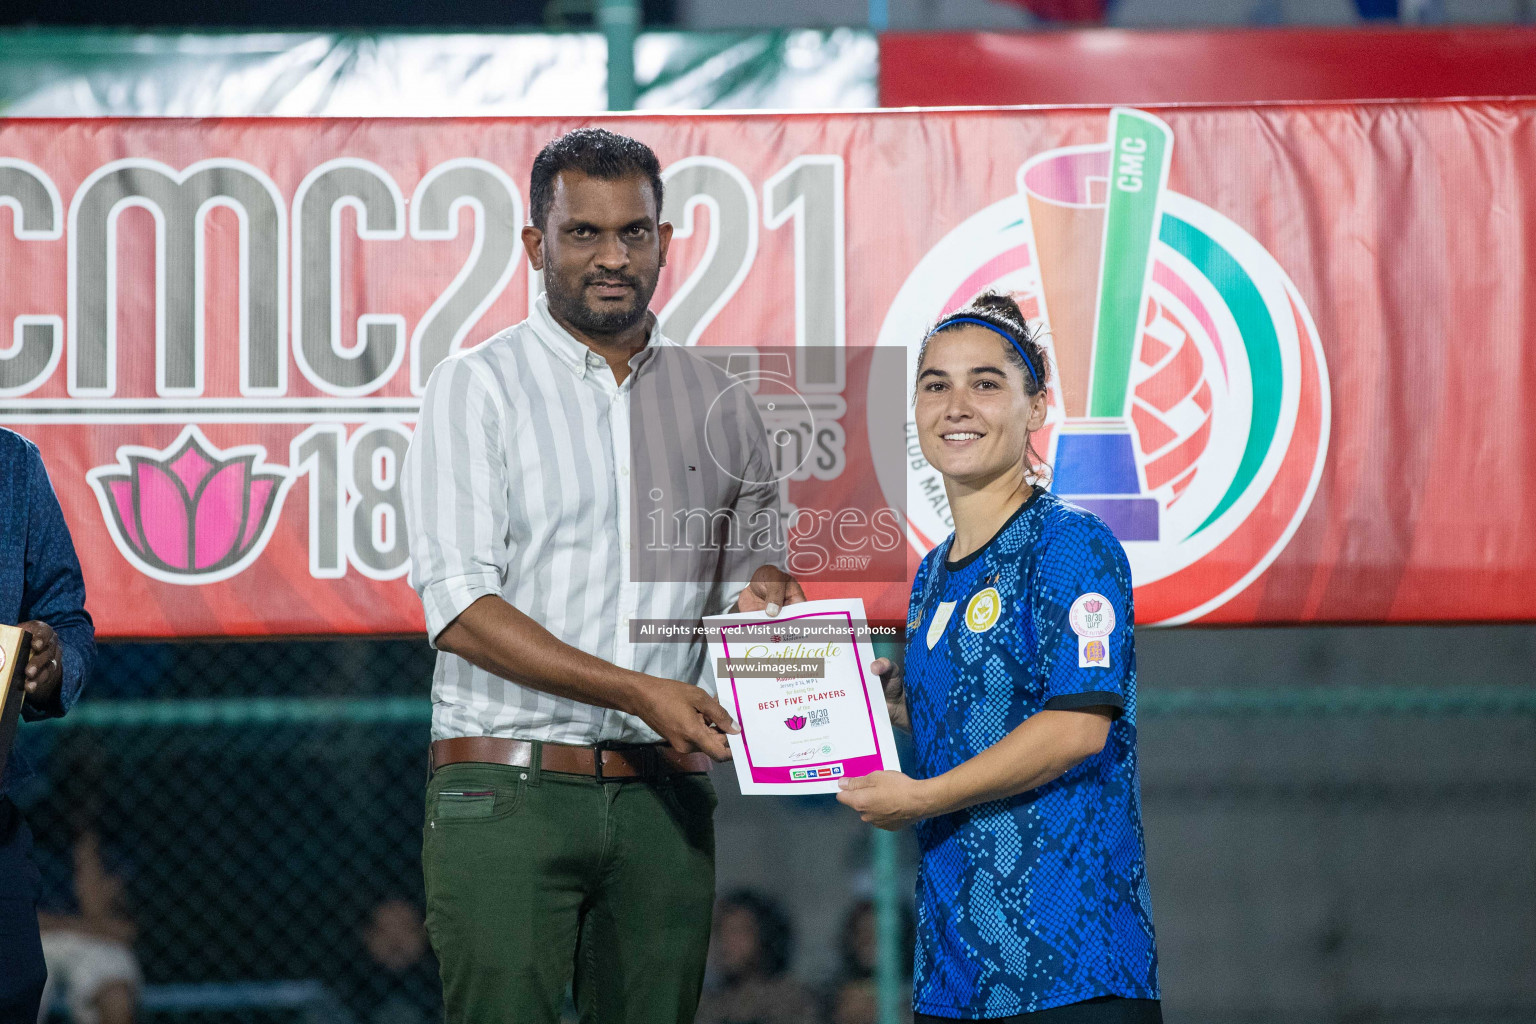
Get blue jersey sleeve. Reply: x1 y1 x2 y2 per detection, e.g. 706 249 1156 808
1031 513 1133 716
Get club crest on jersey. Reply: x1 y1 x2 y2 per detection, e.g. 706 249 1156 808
1069 593 1116 638
965 588 1002 633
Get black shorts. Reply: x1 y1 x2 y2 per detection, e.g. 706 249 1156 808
916 996 1163 1024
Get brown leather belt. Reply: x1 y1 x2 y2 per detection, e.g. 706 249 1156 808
430 736 711 779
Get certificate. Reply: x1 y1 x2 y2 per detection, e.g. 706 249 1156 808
705 598 900 796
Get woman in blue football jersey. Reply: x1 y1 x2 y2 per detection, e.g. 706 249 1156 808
836 293 1160 1023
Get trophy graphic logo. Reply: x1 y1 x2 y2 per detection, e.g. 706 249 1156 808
1020 109 1172 541
877 108 1331 624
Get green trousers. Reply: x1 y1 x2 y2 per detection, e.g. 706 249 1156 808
421 757 717 1024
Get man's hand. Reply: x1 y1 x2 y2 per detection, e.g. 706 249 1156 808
736 564 808 618
836 771 934 831
870 657 909 732
18 619 63 712
632 677 740 762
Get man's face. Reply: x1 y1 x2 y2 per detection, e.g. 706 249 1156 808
525 170 672 338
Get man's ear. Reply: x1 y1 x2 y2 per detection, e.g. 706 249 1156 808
657 220 674 269
521 225 545 272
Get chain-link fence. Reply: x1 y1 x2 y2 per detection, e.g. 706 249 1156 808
14 641 437 1024
11 630 1536 1024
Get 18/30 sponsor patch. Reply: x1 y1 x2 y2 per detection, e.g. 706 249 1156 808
1069 593 1115 668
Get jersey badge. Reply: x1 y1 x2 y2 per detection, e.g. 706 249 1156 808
1079 637 1109 668
964 588 1002 633
926 601 957 650
1069 593 1116 638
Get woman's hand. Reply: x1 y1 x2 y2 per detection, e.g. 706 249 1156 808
836 771 935 831
871 657 909 732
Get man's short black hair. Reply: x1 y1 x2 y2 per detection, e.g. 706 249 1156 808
528 128 665 230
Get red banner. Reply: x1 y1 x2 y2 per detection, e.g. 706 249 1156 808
1 103 1533 636
878 27 1536 107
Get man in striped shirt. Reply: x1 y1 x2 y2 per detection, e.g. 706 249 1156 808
402 128 804 1024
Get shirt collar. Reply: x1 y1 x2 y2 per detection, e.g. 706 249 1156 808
528 292 669 381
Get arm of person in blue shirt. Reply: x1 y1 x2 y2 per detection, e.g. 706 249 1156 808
18 444 94 719
836 699 1112 831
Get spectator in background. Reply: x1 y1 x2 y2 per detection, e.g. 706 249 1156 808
1 427 96 1024
36 831 139 1024
835 899 915 983
341 898 441 1024
829 980 878 1024
827 900 914 1024
694 890 822 1024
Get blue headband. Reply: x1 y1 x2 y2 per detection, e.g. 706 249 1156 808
926 317 1041 391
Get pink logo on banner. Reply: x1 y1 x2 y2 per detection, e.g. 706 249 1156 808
784 714 808 731
87 426 293 586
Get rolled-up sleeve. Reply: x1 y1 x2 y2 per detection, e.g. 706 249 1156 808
21 443 94 719
402 355 511 646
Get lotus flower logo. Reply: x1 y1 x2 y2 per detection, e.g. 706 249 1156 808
784 714 807 731
1085 599 1102 613
87 426 294 585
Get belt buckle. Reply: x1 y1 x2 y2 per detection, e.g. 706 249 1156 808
593 741 610 780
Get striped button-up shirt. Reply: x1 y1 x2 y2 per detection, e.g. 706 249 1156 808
402 295 780 745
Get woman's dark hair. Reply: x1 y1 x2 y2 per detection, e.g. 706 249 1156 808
916 291 1053 483
717 889 794 978
529 127 665 230
917 292 1050 397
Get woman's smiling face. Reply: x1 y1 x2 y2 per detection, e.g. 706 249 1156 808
915 325 1048 487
